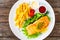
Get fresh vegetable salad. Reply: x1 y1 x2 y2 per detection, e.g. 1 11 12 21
14 1 50 38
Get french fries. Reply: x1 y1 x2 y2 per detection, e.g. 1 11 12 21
14 3 30 28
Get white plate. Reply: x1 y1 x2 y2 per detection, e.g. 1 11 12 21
9 0 55 40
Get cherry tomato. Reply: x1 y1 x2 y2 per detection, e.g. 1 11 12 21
29 8 35 17
39 6 46 13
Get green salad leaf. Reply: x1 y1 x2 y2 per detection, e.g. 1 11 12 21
22 28 42 38
22 13 42 28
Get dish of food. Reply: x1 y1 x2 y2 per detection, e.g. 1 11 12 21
9 0 55 40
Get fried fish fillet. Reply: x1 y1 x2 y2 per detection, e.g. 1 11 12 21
26 16 50 35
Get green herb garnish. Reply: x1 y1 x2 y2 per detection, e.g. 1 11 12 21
37 22 44 29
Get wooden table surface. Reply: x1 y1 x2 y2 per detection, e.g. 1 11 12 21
0 0 60 40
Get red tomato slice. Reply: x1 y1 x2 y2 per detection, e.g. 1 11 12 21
29 8 35 17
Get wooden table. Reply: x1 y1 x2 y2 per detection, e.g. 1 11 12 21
0 0 60 40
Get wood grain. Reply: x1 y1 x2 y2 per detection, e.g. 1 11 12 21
0 0 17 8
0 37 19 40
44 37 60 40
0 0 60 40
